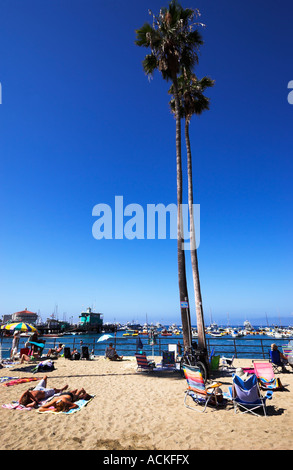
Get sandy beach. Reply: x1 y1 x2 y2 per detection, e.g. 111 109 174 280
0 356 292 451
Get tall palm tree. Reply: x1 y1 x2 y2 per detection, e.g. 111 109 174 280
135 1 203 348
169 73 214 349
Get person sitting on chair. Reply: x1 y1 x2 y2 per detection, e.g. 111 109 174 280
270 343 292 371
105 343 123 361
47 343 64 358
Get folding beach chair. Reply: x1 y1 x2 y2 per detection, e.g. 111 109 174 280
183 364 222 413
269 349 286 373
282 345 293 356
64 347 72 359
161 350 176 369
28 341 45 357
253 361 283 391
81 346 90 360
20 348 30 357
168 344 178 360
229 373 273 416
135 352 155 372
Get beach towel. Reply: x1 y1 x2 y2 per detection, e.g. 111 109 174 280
2 395 54 412
2 377 38 387
37 395 95 415
0 376 19 384
2 401 32 411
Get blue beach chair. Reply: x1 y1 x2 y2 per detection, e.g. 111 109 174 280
229 373 273 416
269 349 287 373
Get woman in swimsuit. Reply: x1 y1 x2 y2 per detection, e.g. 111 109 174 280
38 388 92 412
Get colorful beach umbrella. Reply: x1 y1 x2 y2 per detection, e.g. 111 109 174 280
97 334 113 343
0 322 38 333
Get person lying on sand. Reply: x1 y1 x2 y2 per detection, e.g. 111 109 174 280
19 375 69 408
38 388 92 413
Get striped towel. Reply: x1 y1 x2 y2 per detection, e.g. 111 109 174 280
2 377 38 387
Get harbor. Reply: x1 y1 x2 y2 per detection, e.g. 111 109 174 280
1 321 293 361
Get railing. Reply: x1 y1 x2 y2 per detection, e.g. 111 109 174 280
0 335 289 360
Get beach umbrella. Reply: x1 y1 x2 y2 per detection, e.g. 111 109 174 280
0 322 38 333
97 334 113 343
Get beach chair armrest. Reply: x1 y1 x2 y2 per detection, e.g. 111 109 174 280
207 382 222 389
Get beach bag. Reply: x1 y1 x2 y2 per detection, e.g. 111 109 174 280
33 360 55 373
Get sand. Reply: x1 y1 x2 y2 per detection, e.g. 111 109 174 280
0 356 292 451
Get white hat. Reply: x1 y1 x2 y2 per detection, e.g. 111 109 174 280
236 367 244 377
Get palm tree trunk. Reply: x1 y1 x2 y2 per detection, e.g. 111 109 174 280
172 73 192 350
185 118 206 350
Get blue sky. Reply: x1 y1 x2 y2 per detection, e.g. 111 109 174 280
0 0 292 326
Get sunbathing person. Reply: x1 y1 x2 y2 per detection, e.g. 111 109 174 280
20 350 41 363
47 343 64 358
38 388 92 413
19 375 69 408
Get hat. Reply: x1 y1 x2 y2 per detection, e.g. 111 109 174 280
235 367 245 377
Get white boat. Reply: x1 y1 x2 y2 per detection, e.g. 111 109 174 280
231 330 241 338
243 320 253 331
208 331 223 337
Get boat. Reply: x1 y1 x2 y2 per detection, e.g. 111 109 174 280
123 329 139 337
208 331 223 337
231 330 244 338
161 329 172 336
243 320 253 331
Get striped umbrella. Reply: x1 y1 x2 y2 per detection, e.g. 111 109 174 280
0 322 38 333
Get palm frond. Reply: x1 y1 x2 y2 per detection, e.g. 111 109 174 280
135 23 154 47
142 54 158 76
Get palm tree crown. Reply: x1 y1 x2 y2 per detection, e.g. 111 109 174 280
169 73 215 122
135 1 204 81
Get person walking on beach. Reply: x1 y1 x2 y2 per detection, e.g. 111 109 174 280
10 331 20 359
18 375 69 408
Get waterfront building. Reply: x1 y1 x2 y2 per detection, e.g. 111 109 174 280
79 307 103 332
12 309 38 324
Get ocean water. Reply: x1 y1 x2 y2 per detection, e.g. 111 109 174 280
1 329 291 360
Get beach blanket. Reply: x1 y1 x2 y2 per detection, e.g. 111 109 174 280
0 376 19 384
1 391 64 412
2 377 38 387
2 401 32 411
38 395 95 415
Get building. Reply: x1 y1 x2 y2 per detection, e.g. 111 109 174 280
2 314 13 324
79 307 103 332
12 309 38 325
